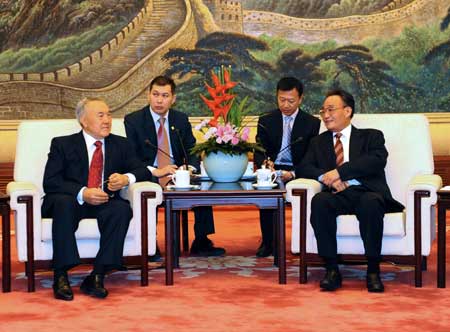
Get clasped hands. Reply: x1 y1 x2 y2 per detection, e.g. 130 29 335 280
321 169 349 193
83 173 129 205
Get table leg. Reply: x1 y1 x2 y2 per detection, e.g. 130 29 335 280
1 201 11 292
165 199 174 286
437 203 446 288
277 197 286 284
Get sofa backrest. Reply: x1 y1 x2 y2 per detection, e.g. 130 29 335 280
318 113 434 205
14 119 126 197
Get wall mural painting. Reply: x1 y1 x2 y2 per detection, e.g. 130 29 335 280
0 0 449 120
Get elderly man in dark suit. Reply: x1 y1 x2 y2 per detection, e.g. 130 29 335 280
124 76 225 257
254 77 320 257
42 97 152 301
297 89 404 292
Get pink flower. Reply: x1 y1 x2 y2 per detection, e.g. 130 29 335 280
241 127 250 141
231 136 240 145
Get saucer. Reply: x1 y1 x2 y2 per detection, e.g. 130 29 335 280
166 184 200 190
252 183 277 189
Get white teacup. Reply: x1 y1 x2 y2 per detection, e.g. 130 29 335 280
256 168 277 186
171 170 190 188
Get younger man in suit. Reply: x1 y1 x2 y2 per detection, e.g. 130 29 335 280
254 77 320 257
124 76 225 257
297 89 404 292
42 98 151 300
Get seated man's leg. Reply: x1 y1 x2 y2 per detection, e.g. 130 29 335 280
190 206 225 256
42 193 83 301
80 198 132 299
310 191 353 291
256 210 274 257
354 191 386 292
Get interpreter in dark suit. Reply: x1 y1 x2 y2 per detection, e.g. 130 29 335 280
42 98 152 301
124 76 225 257
297 89 404 292
254 77 320 257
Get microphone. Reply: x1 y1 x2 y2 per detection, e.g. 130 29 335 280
144 139 174 160
170 126 189 169
278 136 304 155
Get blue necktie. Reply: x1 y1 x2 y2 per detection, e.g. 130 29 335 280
278 116 293 164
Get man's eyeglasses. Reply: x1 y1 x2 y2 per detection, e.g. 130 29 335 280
319 105 347 117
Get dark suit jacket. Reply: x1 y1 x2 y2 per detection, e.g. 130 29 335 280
124 106 200 175
297 126 404 212
42 131 151 198
254 109 321 169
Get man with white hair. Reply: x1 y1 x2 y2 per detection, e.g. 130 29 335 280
42 97 151 301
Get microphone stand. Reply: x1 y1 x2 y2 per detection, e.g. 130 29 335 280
171 126 189 170
144 139 174 160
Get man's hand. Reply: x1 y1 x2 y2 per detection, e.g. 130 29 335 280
322 169 340 186
263 159 275 171
107 173 129 191
280 170 294 183
331 180 349 193
83 188 109 205
152 165 178 178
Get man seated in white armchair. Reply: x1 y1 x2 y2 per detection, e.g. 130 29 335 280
42 97 152 301
296 89 404 292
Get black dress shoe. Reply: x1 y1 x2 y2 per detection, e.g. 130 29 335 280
80 274 108 299
366 273 384 293
320 269 342 291
149 245 162 263
256 243 273 258
190 238 225 257
53 274 74 301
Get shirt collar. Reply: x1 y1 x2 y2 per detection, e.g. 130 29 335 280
334 123 352 138
282 108 299 122
82 130 105 147
149 107 169 124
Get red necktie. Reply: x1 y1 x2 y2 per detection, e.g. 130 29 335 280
88 141 103 188
334 133 344 167
157 117 170 186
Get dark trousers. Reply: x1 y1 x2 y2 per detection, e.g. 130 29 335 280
259 164 292 247
42 194 132 272
310 186 386 260
193 206 215 238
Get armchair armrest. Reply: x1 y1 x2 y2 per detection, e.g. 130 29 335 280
6 181 42 224
125 181 163 208
285 178 322 202
407 174 442 203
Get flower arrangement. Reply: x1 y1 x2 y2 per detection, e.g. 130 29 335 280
191 67 263 156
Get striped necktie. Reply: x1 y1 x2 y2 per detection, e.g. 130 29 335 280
278 115 293 164
334 132 344 167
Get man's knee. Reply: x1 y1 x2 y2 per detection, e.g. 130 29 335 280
357 192 384 211
311 192 334 210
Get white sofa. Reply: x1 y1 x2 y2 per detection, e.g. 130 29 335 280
286 114 442 287
7 119 162 291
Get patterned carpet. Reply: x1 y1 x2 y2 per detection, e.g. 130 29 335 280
1 206 449 332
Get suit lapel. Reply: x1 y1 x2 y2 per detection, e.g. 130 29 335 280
349 126 363 161
323 131 336 168
144 106 158 144
168 110 180 164
74 131 89 182
274 110 283 152
291 111 304 144
104 135 114 179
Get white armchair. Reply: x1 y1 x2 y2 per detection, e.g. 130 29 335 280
7 119 162 291
286 114 442 287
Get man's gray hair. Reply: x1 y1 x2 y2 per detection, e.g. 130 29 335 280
75 97 106 124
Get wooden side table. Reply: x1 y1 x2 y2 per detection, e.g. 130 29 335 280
0 192 11 292
437 190 450 288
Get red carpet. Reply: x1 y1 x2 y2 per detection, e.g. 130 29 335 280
1 206 450 332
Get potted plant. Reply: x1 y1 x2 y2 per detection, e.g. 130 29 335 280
192 66 263 182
